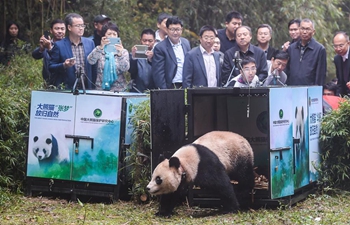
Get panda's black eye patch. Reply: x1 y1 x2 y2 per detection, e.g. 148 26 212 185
156 176 162 185
35 148 39 153
43 149 46 154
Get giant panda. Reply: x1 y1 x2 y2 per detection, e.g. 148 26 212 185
147 131 255 217
32 134 70 167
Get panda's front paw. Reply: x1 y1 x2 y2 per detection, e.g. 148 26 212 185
155 211 172 218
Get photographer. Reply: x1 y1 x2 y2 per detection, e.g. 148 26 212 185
32 19 65 86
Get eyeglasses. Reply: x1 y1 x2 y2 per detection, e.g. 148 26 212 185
72 24 86 28
202 36 216 41
333 43 347 49
242 67 257 73
300 27 313 32
168 28 182 33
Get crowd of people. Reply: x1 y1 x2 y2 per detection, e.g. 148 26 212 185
1 11 349 97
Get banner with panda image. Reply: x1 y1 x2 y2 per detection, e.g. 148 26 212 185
27 91 123 185
291 87 309 190
27 91 76 180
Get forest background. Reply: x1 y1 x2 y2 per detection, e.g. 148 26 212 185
1 0 350 80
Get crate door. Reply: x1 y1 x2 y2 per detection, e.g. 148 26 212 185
307 86 322 182
150 89 185 171
269 88 294 199
71 94 122 185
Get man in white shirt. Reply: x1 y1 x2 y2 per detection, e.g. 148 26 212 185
152 16 191 89
183 25 221 88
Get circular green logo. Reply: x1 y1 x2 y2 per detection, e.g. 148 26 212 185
94 108 102 118
279 109 283 119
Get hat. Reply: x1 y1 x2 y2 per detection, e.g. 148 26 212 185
94 14 111 23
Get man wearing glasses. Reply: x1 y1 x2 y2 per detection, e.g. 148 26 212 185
152 16 191 89
333 31 350 96
286 18 326 86
49 13 96 90
182 25 221 88
229 56 260 87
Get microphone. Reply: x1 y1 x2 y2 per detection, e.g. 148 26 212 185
234 51 241 67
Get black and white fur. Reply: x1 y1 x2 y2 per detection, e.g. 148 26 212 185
147 131 255 217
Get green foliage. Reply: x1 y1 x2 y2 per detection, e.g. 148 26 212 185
319 97 350 190
0 54 44 191
124 99 151 203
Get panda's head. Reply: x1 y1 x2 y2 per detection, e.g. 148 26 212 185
32 134 53 161
147 156 183 195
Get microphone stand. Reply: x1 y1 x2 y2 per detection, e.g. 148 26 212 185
223 63 236 87
269 69 286 86
72 66 86 95
236 60 251 118
272 74 287 86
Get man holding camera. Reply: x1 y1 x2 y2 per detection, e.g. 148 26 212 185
32 19 65 86
49 13 96 90
129 28 156 92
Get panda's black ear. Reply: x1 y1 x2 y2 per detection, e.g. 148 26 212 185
169 157 181 169
34 136 39 142
46 138 52 145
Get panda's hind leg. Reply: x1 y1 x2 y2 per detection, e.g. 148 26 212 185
195 168 239 213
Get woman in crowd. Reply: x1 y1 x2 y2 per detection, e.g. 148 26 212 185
87 21 130 91
0 21 30 65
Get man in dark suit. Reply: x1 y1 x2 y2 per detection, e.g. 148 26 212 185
32 19 66 86
183 25 221 88
222 26 268 85
152 16 191 89
333 31 350 96
49 13 96 90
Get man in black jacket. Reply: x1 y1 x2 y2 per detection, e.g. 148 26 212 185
222 26 268 86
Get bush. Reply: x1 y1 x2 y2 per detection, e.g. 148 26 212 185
319 97 350 190
0 54 44 192
125 99 152 203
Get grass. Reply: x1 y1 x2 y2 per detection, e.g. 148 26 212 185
1 190 350 224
